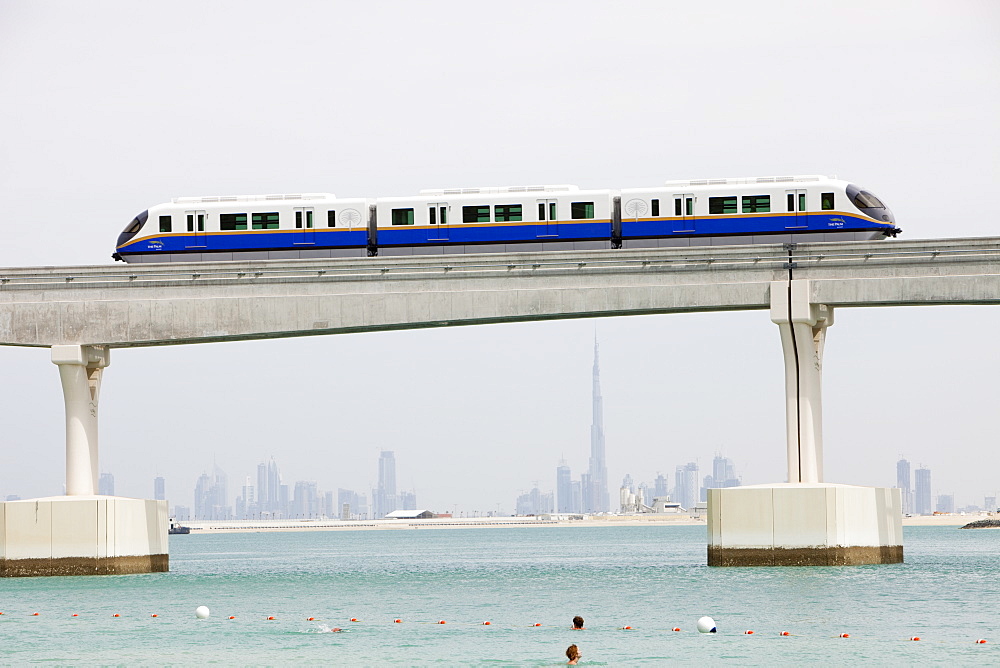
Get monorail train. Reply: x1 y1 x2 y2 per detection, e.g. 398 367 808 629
112 175 898 263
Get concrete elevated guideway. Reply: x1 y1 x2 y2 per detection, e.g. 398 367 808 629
2 236 1000 573
2 237 1000 348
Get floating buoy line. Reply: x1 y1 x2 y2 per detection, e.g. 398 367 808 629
0 609 990 644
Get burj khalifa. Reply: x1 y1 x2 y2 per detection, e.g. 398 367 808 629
585 338 610 512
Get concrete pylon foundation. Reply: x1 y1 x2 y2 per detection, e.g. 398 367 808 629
0 345 168 577
0 496 169 576
707 278 903 566
707 484 903 566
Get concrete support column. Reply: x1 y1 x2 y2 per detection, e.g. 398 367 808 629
770 280 832 484
51 345 110 496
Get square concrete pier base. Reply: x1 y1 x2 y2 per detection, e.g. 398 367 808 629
707 483 902 566
0 496 169 577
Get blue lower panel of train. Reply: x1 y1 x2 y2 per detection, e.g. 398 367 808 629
620 213 881 239
376 221 613 247
119 228 369 255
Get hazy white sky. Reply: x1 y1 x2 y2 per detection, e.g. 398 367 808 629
1 1 998 513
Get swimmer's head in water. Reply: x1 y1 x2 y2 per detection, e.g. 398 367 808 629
572 616 584 629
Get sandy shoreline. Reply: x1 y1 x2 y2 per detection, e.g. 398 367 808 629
178 513 987 534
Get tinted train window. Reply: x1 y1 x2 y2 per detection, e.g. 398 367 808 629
571 202 595 219
159 216 172 233
391 208 414 225
821 193 834 210
651 199 659 216
221 213 248 230
252 212 279 229
186 214 205 232
853 191 884 209
328 210 336 227
463 206 491 223
709 197 737 214
495 204 522 222
295 211 313 229
741 195 770 213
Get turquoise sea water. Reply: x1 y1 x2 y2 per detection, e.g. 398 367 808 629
2 525 998 665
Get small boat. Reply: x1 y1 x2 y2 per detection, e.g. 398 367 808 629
168 518 191 535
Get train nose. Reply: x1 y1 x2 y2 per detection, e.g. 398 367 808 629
116 210 149 247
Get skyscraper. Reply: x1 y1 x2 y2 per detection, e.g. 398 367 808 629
914 466 932 515
585 338 610 512
194 466 230 520
153 476 165 501
98 472 115 496
292 480 319 517
703 455 741 495
373 450 397 518
896 458 912 515
654 473 668 499
674 462 700 510
256 457 283 516
556 461 575 512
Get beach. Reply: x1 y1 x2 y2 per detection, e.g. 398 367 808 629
180 512 986 534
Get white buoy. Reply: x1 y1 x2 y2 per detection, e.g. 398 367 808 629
697 616 717 633
195 606 210 619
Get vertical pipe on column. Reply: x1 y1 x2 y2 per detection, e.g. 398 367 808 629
792 321 824 483
775 320 802 483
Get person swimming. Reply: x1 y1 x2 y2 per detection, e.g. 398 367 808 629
566 644 581 664
572 616 585 630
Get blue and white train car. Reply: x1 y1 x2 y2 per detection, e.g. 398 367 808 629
113 175 898 262
619 175 894 247
113 193 370 262
373 184 614 255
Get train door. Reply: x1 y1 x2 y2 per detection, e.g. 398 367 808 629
185 210 207 248
785 189 809 229
294 207 315 244
426 202 449 242
672 194 695 232
536 199 558 238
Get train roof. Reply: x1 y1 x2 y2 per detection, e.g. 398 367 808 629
663 175 833 187
419 184 578 195
171 193 336 204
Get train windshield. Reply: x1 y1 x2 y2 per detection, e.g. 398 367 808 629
122 210 149 234
852 191 885 209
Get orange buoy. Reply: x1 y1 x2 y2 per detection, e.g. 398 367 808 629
394 619 402 623
909 636 921 641
229 616 236 620
976 639 988 644
151 614 158 618
744 630 754 635
482 621 491 625
113 614 120 618
780 631 790 636
839 633 850 638
533 623 542 627
672 627 681 632
71 614 79 617
31 613 39 616
307 617 315 621
437 620 446 625
622 626 633 630
267 616 275 620
350 618 359 622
